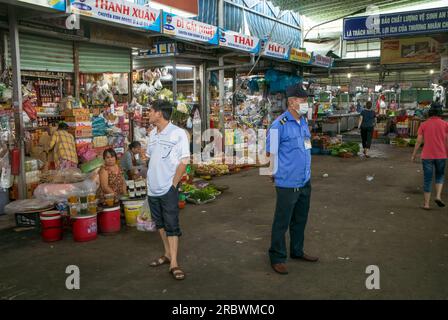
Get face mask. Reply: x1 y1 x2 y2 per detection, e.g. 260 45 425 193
299 103 309 115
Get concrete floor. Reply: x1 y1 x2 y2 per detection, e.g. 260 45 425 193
0 144 447 300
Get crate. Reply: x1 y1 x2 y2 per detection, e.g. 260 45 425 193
62 108 90 116
15 212 40 228
65 115 91 122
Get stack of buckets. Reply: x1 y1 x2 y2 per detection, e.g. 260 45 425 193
40 210 63 242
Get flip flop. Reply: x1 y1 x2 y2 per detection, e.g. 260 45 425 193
421 206 431 211
149 256 171 267
169 267 185 280
435 199 446 208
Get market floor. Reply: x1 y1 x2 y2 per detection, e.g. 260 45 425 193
0 144 447 300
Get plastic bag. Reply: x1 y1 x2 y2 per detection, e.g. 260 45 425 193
186 117 193 129
4 199 54 214
51 168 87 183
34 172 99 203
154 79 163 91
136 200 155 232
23 98 37 120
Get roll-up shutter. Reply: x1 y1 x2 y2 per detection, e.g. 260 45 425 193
6 33 74 72
79 43 131 73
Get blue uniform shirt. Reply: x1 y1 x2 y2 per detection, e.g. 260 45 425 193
266 111 312 188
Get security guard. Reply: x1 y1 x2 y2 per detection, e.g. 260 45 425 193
266 83 318 275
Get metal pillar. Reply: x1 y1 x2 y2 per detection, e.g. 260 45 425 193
193 66 197 101
172 61 177 102
218 0 225 137
73 41 80 100
218 57 225 136
199 63 208 132
8 6 26 199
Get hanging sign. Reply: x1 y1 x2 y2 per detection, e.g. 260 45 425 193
69 0 161 32
311 54 333 68
289 48 311 64
162 12 219 45
218 29 260 54
343 7 448 40
381 37 440 64
260 40 289 60
16 0 66 11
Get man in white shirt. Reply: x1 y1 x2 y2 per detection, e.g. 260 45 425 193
146 100 190 281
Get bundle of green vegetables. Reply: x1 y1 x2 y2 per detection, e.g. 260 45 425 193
328 142 360 156
188 189 215 202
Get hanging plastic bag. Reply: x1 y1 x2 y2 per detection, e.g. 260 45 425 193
154 79 163 91
186 117 193 129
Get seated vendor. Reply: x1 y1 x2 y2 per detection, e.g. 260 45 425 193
120 141 146 180
98 148 127 201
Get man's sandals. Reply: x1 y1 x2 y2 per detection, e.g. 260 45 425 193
169 267 186 280
150 256 185 280
149 256 171 267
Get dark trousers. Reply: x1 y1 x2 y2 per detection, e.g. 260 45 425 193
361 127 374 149
269 182 311 265
148 186 181 237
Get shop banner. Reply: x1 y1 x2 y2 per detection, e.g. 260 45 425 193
218 29 260 54
311 54 333 68
343 7 448 40
162 12 219 45
260 40 289 60
289 48 311 64
69 0 161 32
381 37 440 64
16 0 66 11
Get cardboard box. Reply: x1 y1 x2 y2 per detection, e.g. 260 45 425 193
64 115 91 122
62 108 90 117
93 136 108 148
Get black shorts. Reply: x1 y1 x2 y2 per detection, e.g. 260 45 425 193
148 186 181 237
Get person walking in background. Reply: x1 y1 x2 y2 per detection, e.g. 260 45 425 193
48 122 78 169
412 102 448 210
146 100 190 280
266 83 319 276
358 101 376 158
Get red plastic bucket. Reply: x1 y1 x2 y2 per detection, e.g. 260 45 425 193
98 207 121 233
72 215 97 242
40 215 63 242
40 210 60 218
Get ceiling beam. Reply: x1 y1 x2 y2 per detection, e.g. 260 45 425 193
300 0 392 15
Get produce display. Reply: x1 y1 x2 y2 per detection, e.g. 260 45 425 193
181 183 222 205
328 142 361 157
194 163 230 177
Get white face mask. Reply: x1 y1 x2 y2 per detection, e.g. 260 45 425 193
299 103 309 115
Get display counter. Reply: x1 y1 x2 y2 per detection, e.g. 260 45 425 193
321 113 360 134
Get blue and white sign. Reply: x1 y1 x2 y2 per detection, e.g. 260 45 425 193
260 40 290 60
69 0 161 32
344 7 448 40
162 12 219 45
16 0 66 11
218 29 260 54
